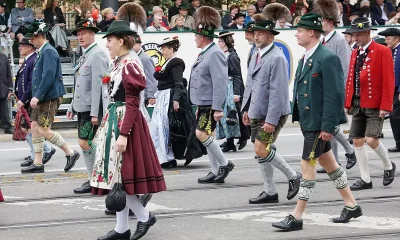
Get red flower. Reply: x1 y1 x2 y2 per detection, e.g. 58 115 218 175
83 22 89 27
155 66 162 72
173 36 178 39
102 75 111 84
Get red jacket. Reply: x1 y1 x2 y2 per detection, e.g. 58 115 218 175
345 41 394 112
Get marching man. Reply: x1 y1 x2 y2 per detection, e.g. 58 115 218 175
242 19 301 204
67 19 110 194
190 6 233 184
272 13 362 231
346 18 396 191
378 28 400 153
22 22 80 173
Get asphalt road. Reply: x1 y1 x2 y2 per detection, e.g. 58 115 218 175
1 122 400 240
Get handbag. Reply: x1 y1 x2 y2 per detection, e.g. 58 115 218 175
225 108 238 126
8 93 30 141
105 155 126 212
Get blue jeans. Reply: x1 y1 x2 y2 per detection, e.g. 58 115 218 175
26 132 52 159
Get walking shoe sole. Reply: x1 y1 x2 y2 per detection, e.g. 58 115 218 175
21 169 44 174
249 199 279 204
383 163 396 186
64 152 80 172
272 224 303 231
350 185 373 191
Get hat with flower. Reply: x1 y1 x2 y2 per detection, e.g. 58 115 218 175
71 18 100 35
192 6 221 38
25 22 52 38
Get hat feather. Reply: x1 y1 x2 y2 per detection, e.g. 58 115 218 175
117 2 147 35
252 14 267 24
194 6 221 29
313 0 340 23
263 3 291 21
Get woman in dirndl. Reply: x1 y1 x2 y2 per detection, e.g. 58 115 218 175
0 188 4 202
216 30 250 152
91 20 166 240
150 36 206 168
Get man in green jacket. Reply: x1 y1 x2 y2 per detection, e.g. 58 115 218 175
272 13 362 231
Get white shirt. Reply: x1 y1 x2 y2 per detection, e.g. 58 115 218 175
25 51 35 61
359 40 372 54
237 24 244 30
303 42 319 68
38 41 48 53
351 42 357 49
202 42 213 53
339 13 344 27
258 42 274 58
83 42 96 53
323 30 335 43
380 5 389 21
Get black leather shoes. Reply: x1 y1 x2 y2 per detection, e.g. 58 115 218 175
74 181 92 194
138 194 153 208
131 212 157 240
345 152 357 169
43 147 56 164
64 150 80 172
388 146 400 152
272 215 303 231
383 162 396 186
287 172 302 200
4 128 12 134
350 179 373 191
198 172 223 184
238 140 247 150
317 168 327 173
249 192 279 204
220 142 227 148
332 205 363 223
98 230 131 240
160 160 177 169
214 161 234 183
105 209 135 216
21 163 44 173
21 156 34 167
222 145 237 152
184 159 193 166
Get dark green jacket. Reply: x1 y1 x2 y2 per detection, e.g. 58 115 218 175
292 44 346 134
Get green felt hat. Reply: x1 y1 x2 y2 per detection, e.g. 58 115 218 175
25 22 52 38
102 20 136 39
295 13 324 33
179 2 189 10
251 20 280 35
72 19 100 35
192 24 219 38
244 21 255 32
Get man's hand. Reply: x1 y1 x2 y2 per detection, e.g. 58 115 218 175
16 100 24 109
173 101 179 111
148 98 156 105
319 131 333 141
67 111 75 120
91 117 98 125
398 93 400 102
30 97 39 108
243 112 250 126
115 135 127 152
214 110 223 121
57 23 65 27
233 95 240 103
263 122 276 133
379 110 390 119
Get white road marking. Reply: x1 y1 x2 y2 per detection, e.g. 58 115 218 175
5 198 182 212
3 196 23 199
204 210 400 230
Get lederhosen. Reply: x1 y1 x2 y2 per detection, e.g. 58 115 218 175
349 48 384 138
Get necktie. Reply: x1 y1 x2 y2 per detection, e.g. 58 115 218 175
256 52 260 65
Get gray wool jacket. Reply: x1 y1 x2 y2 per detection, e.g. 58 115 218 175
189 42 228 111
138 49 157 100
241 45 291 126
323 31 351 82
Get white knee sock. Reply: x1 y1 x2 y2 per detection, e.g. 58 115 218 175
355 145 370 183
209 153 219 175
114 205 129 234
334 131 354 154
373 142 392 170
126 195 150 222
202 136 228 172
